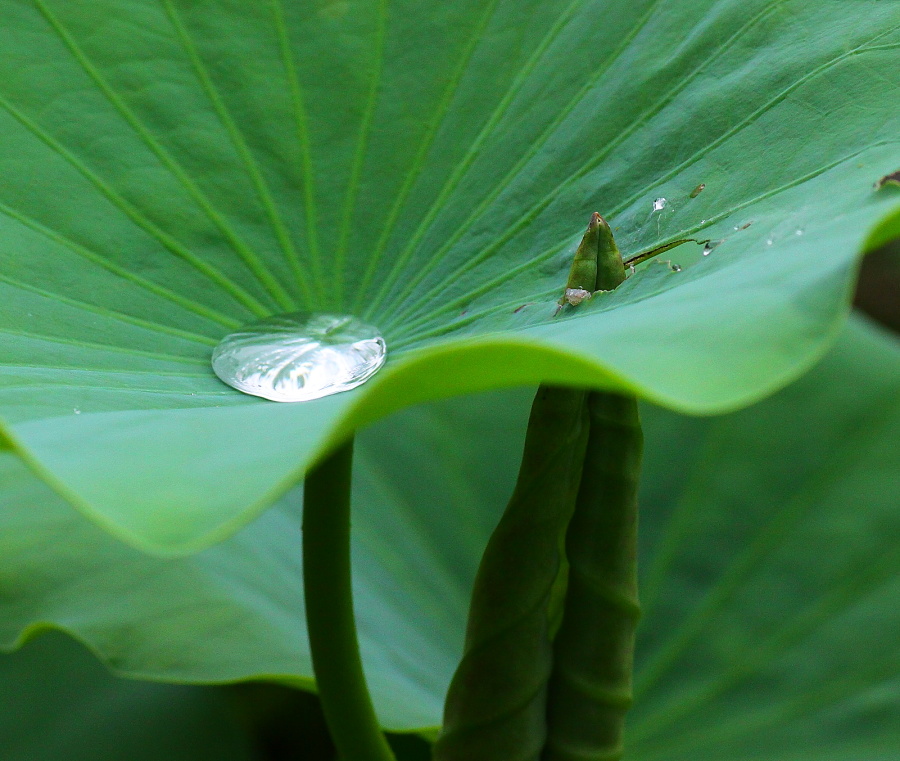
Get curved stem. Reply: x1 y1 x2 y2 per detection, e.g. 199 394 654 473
434 385 591 761
303 439 397 761
542 391 643 761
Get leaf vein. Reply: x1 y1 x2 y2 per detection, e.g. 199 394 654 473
0 201 240 329
0 92 269 317
33 0 295 311
271 0 325 301
160 0 314 307
355 0 503 315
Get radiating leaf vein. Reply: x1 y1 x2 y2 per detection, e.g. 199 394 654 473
355 0 503 315
32 0 296 311
160 0 315 308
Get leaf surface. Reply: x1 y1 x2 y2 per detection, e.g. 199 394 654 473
0 0 899 549
3 315 898 758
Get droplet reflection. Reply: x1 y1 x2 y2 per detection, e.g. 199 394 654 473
212 312 387 402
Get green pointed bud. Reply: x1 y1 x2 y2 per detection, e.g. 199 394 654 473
594 214 627 292
557 213 628 313
558 212 602 309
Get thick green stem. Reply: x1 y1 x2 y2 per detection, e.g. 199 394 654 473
439 212 642 760
434 385 591 761
542 392 643 761
302 439 397 761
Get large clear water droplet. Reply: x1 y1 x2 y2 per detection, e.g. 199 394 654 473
211 312 386 402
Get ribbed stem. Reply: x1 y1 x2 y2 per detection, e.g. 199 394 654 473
434 385 591 761
302 439 397 761
542 392 643 761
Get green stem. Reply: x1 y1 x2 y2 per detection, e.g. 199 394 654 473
542 392 643 761
434 385 591 761
303 439 397 761
543 213 642 760
621 238 704 269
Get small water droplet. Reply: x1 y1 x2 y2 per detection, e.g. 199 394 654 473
670 263 682 272
766 238 774 246
212 312 386 403
73 408 81 415
652 197 667 212
795 229 804 236
702 239 724 256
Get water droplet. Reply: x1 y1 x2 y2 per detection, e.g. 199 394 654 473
211 312 386 403
652 197 667 212
795 229 804 236
702 239 724 256
73 408 81 415
766 238 774 246
669 263 682 272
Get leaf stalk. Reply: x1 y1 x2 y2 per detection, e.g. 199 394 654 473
303 439 397 761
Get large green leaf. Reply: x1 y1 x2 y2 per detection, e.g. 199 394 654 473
3 315 898 757
0 0 898 551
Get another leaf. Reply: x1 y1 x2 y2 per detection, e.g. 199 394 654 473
3 315 898 759
0 631 258 761
0 0 898 550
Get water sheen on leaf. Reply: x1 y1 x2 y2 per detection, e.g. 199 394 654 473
0 0 898 550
